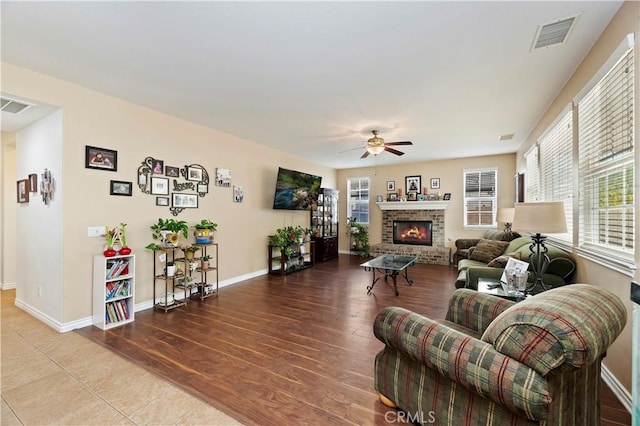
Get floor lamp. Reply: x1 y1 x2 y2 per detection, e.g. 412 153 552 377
512 202 567 293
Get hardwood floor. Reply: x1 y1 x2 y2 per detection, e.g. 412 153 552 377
77 254 631 426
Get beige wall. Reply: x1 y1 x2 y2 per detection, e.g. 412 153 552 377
2 62 336 325
516 1 639 393
337 153 516 254
1 132 17 289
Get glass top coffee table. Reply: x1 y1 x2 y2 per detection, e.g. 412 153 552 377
477 277 529 302
360 255 417 296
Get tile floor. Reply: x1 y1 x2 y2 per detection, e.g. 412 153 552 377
1 290 243 425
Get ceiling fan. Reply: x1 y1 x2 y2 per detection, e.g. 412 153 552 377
360 130 413 158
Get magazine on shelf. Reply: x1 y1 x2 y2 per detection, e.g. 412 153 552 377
500 257 529 283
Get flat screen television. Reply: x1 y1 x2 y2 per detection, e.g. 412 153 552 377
272 167 322 210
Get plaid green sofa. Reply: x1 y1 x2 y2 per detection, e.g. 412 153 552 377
373 285 627 425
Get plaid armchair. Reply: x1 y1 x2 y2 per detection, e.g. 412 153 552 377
373 285 627 425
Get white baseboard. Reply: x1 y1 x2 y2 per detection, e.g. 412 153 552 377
2 282 16 290
602 363 632 414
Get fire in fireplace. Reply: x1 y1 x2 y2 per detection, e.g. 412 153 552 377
393 220 432 246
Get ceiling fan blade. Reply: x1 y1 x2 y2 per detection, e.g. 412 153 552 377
384 147 405 156
385 141 413 146
360 150 370 159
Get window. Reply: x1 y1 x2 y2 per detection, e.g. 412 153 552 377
538 110 574 244
347 177 370 224
463 169 497 227
578 47 634 260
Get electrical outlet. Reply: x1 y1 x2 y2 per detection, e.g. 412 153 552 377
88 226 105 237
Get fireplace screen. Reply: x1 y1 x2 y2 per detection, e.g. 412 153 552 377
393 220 432 246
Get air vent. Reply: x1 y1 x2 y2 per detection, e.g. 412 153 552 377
1 97 34 114
499 134 514 141
531 14 580 51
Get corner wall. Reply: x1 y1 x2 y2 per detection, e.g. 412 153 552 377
1 132 17 289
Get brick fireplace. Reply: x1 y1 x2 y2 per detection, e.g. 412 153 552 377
370 201 451 265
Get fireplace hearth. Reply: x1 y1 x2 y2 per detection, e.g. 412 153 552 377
393 220 432 246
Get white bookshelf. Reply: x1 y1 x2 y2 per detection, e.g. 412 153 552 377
93 253 135 329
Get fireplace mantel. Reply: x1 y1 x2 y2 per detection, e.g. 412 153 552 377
376 201 450 211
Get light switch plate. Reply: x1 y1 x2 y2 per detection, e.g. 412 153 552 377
88 226 105 237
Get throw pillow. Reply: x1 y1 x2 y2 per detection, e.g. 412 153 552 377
487 251 522 268
468 239 510 264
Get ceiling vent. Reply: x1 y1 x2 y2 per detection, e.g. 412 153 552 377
1 97 34 114
499 134 514 141
531 14 580 51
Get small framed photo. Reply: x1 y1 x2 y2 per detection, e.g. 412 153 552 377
28 174 37 192
151 177 170 195
443 193 451 201
165 166 180 177
110 180 132 196
17 179 29 203
85 146 117 171
197 184 208 193
152 160 164 174
386 180 395 191
427 194 438 201
233 185 244 203
387 193 398 202
405 175 421 194
407 193 417 201
156 197 170 206
187 166 203 182
376 195 384 202
172 192 199 208
430 178 441 189
216 168 231 187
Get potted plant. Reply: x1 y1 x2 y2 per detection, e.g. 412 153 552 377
181 244 200 260
103 226 117 257
119 222 131 255
346 217 370 257
149 218 189 247
268 225 307 259
194 219 218 244
201 254 212 269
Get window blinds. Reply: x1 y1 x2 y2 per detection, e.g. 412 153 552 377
347 178 370 224
578 47 634 257
539 111 573 243
525 145 540 202
464 169 497 227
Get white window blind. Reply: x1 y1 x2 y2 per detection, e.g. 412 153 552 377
578 47 634 259
347 177 370 224
464 169 497 227
539 111 574 243
525 145 540 202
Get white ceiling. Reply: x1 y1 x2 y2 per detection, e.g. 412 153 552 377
1 1 622 169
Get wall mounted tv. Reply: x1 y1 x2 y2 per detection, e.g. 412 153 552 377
272 167 322 210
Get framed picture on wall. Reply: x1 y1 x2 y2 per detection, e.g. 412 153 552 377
85 146 117 171
156 197 170 206
430 178 440 189
151 177 169 195
405 175 421 194
28 174 37 192
172 192 198 208
110 180 132 196
386 181 395 191
16 179 29 203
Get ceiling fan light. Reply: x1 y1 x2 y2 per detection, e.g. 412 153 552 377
368 145 385 155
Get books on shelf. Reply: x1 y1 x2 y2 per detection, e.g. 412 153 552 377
105 299 131 324
105 259 130 279
105 279 131 300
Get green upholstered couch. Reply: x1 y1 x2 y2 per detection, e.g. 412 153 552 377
455 236 575 290
373 285 627 425
453 229 520 264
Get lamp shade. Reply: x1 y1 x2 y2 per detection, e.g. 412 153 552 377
512 202 567 234
497 208 515 223
368 145 385 155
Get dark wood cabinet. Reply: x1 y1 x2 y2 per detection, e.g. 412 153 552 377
311 188 339 261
